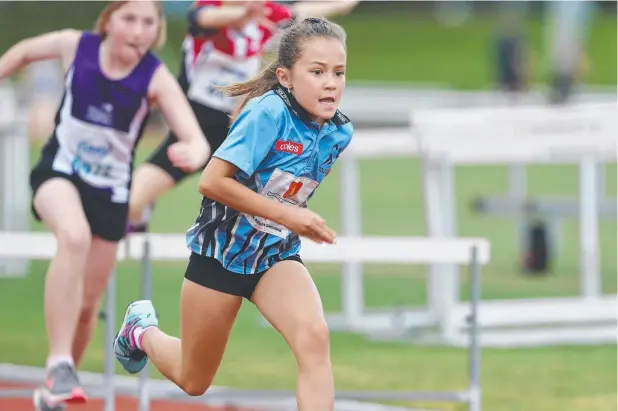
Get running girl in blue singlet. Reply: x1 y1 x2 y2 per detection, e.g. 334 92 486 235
0 2 210 410
114 17 352 411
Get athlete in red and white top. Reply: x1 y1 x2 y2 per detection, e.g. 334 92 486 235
128 0 359 232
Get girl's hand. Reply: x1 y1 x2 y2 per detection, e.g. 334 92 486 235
280 207 337 244
167 139 211 173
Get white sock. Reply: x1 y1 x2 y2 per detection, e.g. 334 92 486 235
46 355 74 370
133 326 154 351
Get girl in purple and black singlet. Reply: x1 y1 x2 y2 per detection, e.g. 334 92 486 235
38 31 161 203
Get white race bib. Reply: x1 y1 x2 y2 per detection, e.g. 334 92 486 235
244 169 319 238
70 138 115 181
187 50 261 113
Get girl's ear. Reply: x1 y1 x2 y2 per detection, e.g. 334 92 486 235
276 67 292 89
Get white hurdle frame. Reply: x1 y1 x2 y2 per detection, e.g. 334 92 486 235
0 231 490 411
323 101 617 348
0 82 30 278
412 101 617 347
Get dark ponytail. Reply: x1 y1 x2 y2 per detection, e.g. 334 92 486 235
223 61 278 114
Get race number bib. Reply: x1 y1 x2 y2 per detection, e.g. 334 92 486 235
187 51 261 113
244 169 319 238
70 139 115 184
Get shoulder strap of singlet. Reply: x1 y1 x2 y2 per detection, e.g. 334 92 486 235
123 51 162 92
73 31 101 64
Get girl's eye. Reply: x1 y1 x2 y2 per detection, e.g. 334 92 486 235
336 71 345 76
311 69 323 75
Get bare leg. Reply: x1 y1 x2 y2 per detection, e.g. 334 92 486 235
128 164 176 224
34 179 92 361
122 279 242 396
32 178 91 406
72 237 118 366
252 260 334 411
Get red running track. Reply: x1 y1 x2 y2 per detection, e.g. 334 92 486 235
0 382 256 411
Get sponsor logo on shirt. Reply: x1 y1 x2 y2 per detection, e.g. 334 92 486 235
275 140 303 155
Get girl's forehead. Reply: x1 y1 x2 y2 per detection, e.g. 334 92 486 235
297 38 347 63
116 1 158 16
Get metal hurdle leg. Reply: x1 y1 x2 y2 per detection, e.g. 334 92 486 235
467 246 482 411
138 237 152 411
507 164 528 258
104 270 117 411
578 155 601 299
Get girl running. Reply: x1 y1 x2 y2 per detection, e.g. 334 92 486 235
0 2 210 410
128 0 359 231
114 17 352 411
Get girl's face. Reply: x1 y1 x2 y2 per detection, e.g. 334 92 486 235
105 1 160 64
281 37 347 126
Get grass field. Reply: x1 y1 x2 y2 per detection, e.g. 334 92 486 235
328 10 617 89
0 139 616 411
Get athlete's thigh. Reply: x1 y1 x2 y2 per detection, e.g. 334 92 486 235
179 278 242 383
82 237 118 309
33 177 90 239
251 260 327 349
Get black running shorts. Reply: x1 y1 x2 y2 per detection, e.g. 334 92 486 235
184 252 304 301
30 164 129 243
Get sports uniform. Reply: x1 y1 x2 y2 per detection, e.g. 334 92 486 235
145 0 296 183
184 85 353 299
30 32 161 242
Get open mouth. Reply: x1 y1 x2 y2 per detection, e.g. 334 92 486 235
128 43 142 53
319 97 335 107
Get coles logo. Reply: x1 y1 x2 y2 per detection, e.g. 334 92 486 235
275 140 303 155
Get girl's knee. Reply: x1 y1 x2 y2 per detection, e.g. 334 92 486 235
179 378 212 397
292 320 331 366
56 223 91 254
128 200 146 223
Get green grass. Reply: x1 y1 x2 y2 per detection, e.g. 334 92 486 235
0 140 616 411
334 10 617 88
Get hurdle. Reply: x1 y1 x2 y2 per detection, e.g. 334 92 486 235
0 81 30 278
410 100 617 347
320 101 617 348
0 231 490 411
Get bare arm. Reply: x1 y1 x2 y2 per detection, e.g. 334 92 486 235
199 158 291 223
292 0 359 20
199 158 336 243
0 29 80 80
149 65 206 145
194 4 252 29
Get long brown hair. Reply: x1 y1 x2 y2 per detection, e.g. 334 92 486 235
223 17 347 114
94 1 167 50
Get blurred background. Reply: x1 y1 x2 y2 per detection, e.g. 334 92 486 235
0 2 616 411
